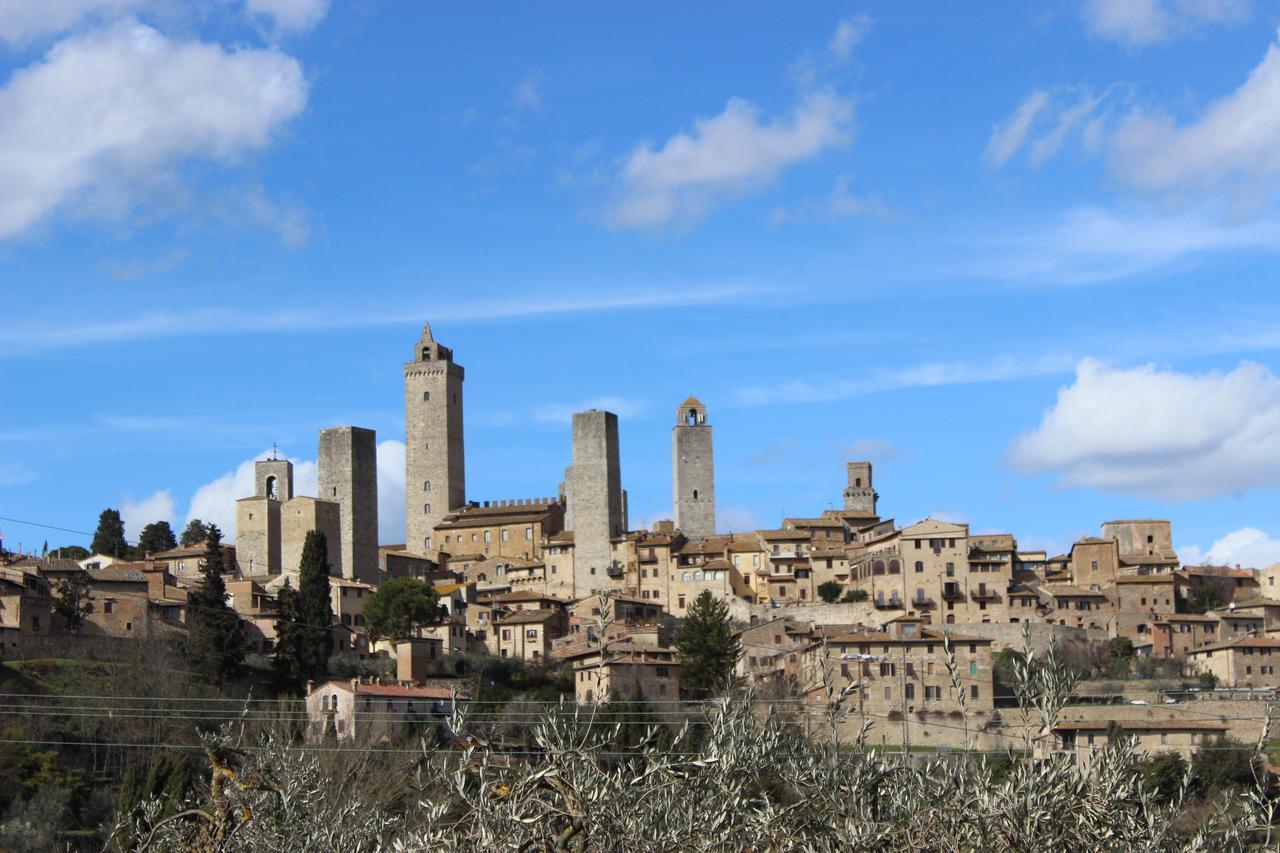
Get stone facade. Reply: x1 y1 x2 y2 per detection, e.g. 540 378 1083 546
404 323 465 556
235 496 281 577
281 496 341 579
255 457 294 501
843 460 877 515
672 397 715 539
566 409 624 597
319 425 380 581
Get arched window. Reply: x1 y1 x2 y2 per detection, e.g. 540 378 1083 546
423 481 431 492
424 503 431 514
265 475 277 499
423 391 430 401
422 347 431 361
715 570 725 580
873 560 885 576
694 570 703 581
424 536 431 550
889 560 900 575
904 683 915 700
687 409 697 425
478 573 487 581
682 572 691 581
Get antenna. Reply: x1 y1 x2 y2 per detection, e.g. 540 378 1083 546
271 442 279 461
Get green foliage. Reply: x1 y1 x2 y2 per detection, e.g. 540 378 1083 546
90 508 129 559
841 589 868 603
1188 583 1224 614
363 577 443 642
817 581 843 603
593 683 671 754
51 576 93 631
1191 735 1257 793
1107 636 1135 660
136 521 177 556
50 545 89 560
272 581 307 693
1140 751 1188 805
297 531 334 682
178 519 212 548
992 648 1020 687
674 591 741 700
183 525 246 685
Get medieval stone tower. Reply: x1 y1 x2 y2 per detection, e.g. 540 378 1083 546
319 426 379 580
843 461 878 515
404 323 465 555
566 409 623 594
234 456 294 576
673 396 715 539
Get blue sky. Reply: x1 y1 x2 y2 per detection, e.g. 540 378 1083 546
3 0 1280 567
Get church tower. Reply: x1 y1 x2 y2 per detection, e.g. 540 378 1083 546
404 324 465 555
673 397 715 539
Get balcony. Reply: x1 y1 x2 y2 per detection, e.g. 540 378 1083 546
910 595 935 608
970 588 1001 601
874 597 904 610
942 586 965 602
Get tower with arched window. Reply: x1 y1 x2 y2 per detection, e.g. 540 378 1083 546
404 323 465 555
673 396 715 539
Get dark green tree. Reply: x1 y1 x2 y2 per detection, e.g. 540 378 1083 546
363 577 443 642
841 589 868 603
1188 584 1224 614
179 519 212 548
1141 751 1188 805
1107 636 1135 659
595 682 670 753
183 525 246 685
1191 735 1258 793
51 575 93 631
272 580 307 693
817 581 843 603
137 520 178 556
51 544 89 560
90 508 129 558
674 590 742 699
297 531 334 682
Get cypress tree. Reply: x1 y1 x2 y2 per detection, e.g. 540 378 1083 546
272 580 307 693
90 508 129 558
674 591 742 700
184 525 245 685
297 530 334 682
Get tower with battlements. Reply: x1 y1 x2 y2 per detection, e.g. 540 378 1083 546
843 461 878 516
404 324 465 555
673 396 715 539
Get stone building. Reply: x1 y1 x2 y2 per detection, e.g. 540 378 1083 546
568 643 680 703
672 397 715 539
280 496 341 579
435 498 565 561
565 409 625 596
306 678 466 742
319 426 380 581
404 323 466 556
235 457 292 577
1187 635 1280 688
850 519 974 624
843 460 878 516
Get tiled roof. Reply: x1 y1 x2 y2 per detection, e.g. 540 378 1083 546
493 590 566 604
86 567 147 583
496 608 559 625
1186 635 1280 654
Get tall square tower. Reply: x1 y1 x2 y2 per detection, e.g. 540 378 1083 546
673 396 715 539
319 426 379 580
404 323 465 555
567 409 623 595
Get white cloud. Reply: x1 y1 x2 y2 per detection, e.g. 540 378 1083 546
1010 358 1280 500
984 90 1049 168
511 72 543 110
0 20 308 240
1179 527 1280 569
532 396 644 425
1109 32 1280 202
828 12 872 61
1081 0 1249 48
244 0 330 32
736 353 1073 406
185 444 408 544
0 0 144 45
120 488 175 540
607 91 853 230
769 174 892 224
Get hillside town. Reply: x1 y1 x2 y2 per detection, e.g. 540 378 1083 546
3 323 1277 765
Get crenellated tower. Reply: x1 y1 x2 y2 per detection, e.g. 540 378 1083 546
404 323 465 555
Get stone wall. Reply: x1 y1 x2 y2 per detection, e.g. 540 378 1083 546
319 425 379 580
281 496 341 578
673 400 715 539
235 496 281 577
567 410 623 597
404 324 466 556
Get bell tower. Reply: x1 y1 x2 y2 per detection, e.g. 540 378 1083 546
673 396 715 539
404 323 465 555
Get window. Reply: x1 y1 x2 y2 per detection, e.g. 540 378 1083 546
970 685 979 698
526 629 538 639
525 527 533 540
424 503 431 514
655 666 669 677
484 531 491 543
693 489 699 499
678 596 686 608
884 686 892 700
501 629 510 640
904 683 915 700
915 561 924 573
126 622 133 631
104 600 113 614
423 391 430 401
889 560 900 574
945 562 955 577
682 571 691 581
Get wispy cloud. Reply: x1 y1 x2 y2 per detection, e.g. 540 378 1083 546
735 354 1074 406
532 396 644 425
0 281 771 357
1080 0 1249 48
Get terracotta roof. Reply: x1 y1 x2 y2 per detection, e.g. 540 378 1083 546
351 683 459 699
87 566 147 583
493 590 566 604
703 558 733 570
1043 585 1108 598
545 531 574 544
1186 636 1280 654
13 557 84 574
756 529 811 541
784 517 844 529
1115 575 1176 585
679 396 704 407
496 608 560 625
1155 614 1218 623
1182 565 1256 579
727 539 763 553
